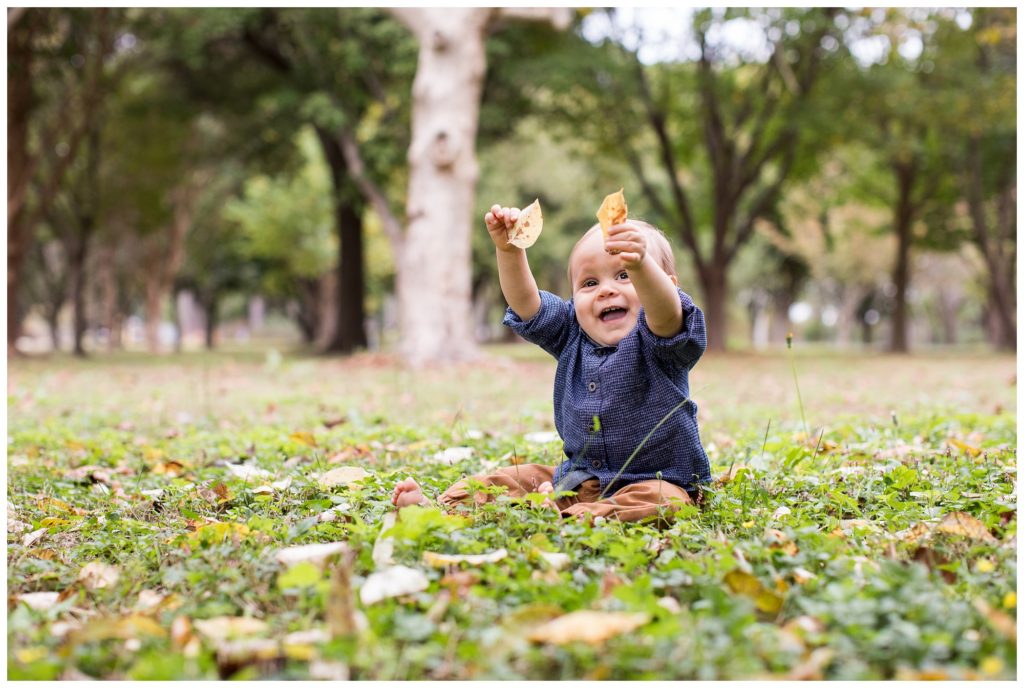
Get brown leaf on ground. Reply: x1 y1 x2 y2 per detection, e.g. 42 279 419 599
913 547 956 584
786 647 835 680
716 463 751 485
973 598 1017 642
936 512 996 542
528 610 649 645
152 461 188 477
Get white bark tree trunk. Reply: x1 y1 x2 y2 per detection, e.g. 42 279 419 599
387 7 571 366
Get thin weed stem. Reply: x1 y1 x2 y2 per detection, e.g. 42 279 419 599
786 333 809 437
598 397 691 500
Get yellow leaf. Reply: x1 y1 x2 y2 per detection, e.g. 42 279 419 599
528 610 649 645
980 656 1004 677
64 614 167 648
1002 592 1016 609
143 447 165 462
948 438 982 457
36 497 78 514
724 569 784 614
193 616 269 641
289 431 317 447
716 463 750 484
15 647 48 663
39 517 71 528
187 522 250 547
318 466 370 488
936 512 996 543
742 520 755 528
975 558 995 573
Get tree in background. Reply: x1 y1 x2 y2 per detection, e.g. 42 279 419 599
7 8 118 352
224 128 336 345
947 8 1016 350
530 8 848 351
335 7 573 366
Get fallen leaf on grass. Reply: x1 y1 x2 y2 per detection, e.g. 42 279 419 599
724 569 784 614
252 477 293 495
309 660 350 680
187 522 250 547
289 431 317 447
318 466 370 488
225 463 272 481
716 464 751 484
17 591 61 611
78 562 120 590
947 438 982 457
791 567 817 585
36 497 86 515
64 614 167 648
429 447 475 464
275 542 348 567
936 512 996 543
22 528 47 547
171 616 194 648
152 461 188 477
8 518 30 534
194 616 269 640
537 551 571 570
422 548 508 567
973 597 1017 642
528 610 649 645
786 647 834 680
359 565 429 605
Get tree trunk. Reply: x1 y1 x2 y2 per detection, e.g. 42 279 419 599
142 173 206 352
7 15 35 350
390 9 492 366
295 277 321 345
315 128 368 354
966 139 1016 351
701 263 728 353
889 161 916 353
69 230 91 357
95 244 118 351
203 295 219 350
384 8 570 366
46 305 61 352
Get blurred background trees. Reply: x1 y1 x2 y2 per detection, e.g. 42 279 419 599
7 7 1016 361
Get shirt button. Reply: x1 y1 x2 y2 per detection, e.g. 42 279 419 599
590 459 603 469
588 381 597 392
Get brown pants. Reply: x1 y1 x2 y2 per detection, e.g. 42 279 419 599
438 463 692 523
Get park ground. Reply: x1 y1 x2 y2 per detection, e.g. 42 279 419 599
5 346 1018 679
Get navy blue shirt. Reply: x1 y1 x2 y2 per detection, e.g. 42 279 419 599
503 288 711 498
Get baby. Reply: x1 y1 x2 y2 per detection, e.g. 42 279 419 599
392 203 711 522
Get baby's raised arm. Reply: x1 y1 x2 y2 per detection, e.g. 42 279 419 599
485 204 542 321
605 223 683 337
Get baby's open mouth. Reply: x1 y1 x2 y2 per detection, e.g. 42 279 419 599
599 306 628 322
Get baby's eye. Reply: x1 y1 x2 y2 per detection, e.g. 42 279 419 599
581 279 598 288
616 271 629 281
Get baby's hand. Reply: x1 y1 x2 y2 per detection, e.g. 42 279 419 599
484 204 521 252
605 222 647 270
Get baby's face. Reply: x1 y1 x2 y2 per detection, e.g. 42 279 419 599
570 232 640 347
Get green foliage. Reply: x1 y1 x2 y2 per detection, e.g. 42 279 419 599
5 353 1017 679
224 128 335 295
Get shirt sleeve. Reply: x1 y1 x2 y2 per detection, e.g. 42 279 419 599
637 288 707 372
502 290 574 359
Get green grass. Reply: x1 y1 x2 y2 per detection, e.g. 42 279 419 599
6 348 1017 679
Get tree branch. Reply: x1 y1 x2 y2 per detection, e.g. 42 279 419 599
629 47 699 257
335 127 404 246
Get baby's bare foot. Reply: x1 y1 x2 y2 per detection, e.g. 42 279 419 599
392 477 430 509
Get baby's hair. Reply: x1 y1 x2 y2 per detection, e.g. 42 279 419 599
567 220 677 287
